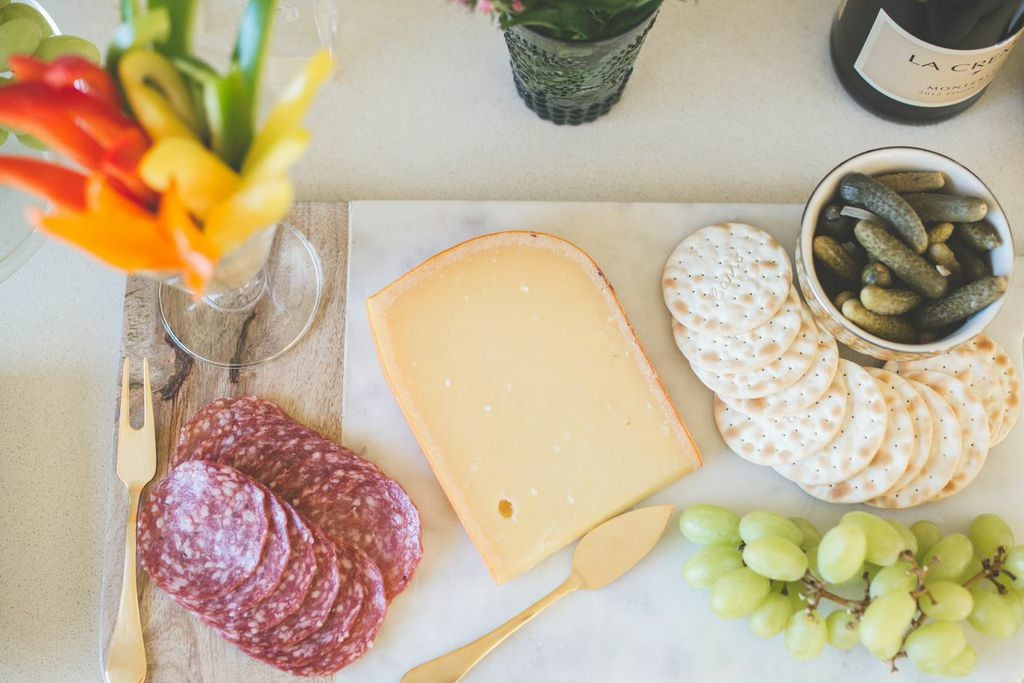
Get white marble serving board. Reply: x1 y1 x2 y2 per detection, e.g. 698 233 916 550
341 201 1024 683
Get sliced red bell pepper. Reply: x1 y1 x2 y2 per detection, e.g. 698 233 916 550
8 55 121 110
0 156 87 211
102 127 157 207
42 86 137 148
0 83 104 170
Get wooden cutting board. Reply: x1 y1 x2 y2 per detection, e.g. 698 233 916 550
99 202 350 683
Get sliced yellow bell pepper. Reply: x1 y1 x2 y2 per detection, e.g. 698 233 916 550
203 177 293 255
242 50 331 176
244 129 309 182
119 48 200 141
140 137 241 218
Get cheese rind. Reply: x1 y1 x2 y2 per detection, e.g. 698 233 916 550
368 231 701 583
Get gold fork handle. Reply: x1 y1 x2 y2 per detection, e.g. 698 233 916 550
105 488 147 683
401 574 582 683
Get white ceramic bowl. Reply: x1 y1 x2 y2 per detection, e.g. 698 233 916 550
797 146 1014 361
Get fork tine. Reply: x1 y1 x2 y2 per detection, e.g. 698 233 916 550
119 357 131 428
142 358 153 428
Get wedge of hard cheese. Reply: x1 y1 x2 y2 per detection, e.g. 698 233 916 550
367 231 701 583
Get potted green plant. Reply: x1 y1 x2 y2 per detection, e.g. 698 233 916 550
460 0 663 125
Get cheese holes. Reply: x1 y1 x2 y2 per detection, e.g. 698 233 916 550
498 499 514 519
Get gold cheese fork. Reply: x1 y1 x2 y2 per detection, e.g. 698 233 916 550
104 358 156 683
401 504 674 683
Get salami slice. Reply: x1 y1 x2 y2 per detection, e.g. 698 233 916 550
222 522 341 650
268 440 384 507
237 541 372 670
195 494 295 625
279 548 388 677
298 476 422 601
220 421 320 491
138 461 268 602
172 397 287 469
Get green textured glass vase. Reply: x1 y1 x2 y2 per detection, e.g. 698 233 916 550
503 11 659 125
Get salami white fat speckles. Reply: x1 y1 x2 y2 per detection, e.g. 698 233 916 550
140 397 422 676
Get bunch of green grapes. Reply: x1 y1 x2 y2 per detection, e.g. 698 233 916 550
0 0 101 148
679 505 1024 677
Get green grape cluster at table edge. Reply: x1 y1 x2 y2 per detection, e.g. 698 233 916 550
678 504 1024 678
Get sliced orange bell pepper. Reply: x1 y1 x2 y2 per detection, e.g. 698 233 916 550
157 184 218 293
139 137 241 218
0 156 88 211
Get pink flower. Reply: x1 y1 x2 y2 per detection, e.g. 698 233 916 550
477 0 494 13
511 0 524 11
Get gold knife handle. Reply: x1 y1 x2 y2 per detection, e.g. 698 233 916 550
105 488 147 683
401 573 583 683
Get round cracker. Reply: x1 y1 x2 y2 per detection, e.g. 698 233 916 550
713 369 847 467
691 309 818 400
673 287 803 374
968 334 1020 447
899 370 989 500
867 379 961 509
886 345 1005 448
865 369 933 495
798 368 916 504
720 325 838 417
773 360 887 486
663 223 791 336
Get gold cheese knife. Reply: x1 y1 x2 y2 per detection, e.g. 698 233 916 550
401 504 674 683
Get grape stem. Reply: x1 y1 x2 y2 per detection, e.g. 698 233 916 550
962 546 1012 589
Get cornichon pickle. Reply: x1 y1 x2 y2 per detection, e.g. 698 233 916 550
955 221 1002 251
813 235 860 282
834 290 858 309
853 220 947 299
927 222 954 244
914 276 1008 330
947 234 992 282
862 262 893 288
902 193 989 223
842 299 917 343
874 171 946 193
818 204 854 241
860 286 922 315
840 173 928 253
927 242 961 276
842 241 868 268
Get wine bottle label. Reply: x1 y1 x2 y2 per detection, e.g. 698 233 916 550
854 9 1023 107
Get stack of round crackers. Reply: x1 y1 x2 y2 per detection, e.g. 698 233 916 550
663 223 1020 508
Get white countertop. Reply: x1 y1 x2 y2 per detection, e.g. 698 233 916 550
1 1 1022 681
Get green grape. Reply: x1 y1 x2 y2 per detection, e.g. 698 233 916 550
784 610 827 661
869 560 917 598
905 621 966 670
0 127 8 147
789 517 822 548
16 133 46 151
32 35 100 64
709 567 770 619
1003 588 1024 630
958 555 984 584
805 543 819 578
817 523 867 584
967 585 1017 638
922 534 974 582
0 3 54 37
742 537 808 582
683 545 744 588
859 591 916 660
911 520 942 560
784 582 808 613
679 505 741 546
739 511 803 546
1003 548 1024 589
919 644 977 677
919 581 974 622
0 19 42 71
968 513 1014 559
887 519 918 556
749 593 793 639
841 511 906 566
1006 546 1024 590
825 609 860 651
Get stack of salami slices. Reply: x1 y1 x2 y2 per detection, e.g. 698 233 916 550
138 397 421 676
663 223 1021 508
